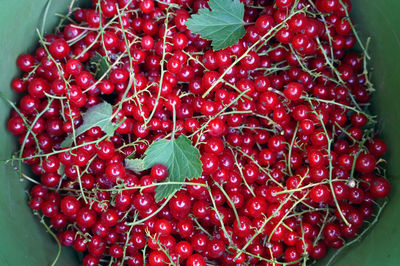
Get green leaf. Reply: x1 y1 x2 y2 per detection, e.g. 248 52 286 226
61 102 114 148
185 0 245 51
57 164 65 176
60 135 74 149
126 151 136 160
143 135 202 202
125 158 144 174
90 52 110 80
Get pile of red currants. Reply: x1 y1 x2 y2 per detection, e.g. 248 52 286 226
7 0 390 265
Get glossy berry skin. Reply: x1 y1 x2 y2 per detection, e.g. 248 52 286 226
140 0 154 14
82 254 99 266
76 208 97 228
17 54 35 72
368 138 387 156
311 241 327 259
207 239 225 259
169 192 191 220
310 184 331 203
355 153 376 173
49 39 70 59
316 0 339 13
105 162 126 182
88 235 106 257
370 177 391 198
41 201 58 218
66 59 82 75
186 254 206 266
60 195 80 216
323 223 341 242
154 219 172 236
148 250 168 266
96 140 115 160
99 79 115 94
28 78 48 98
175 241 193 259
101 209 119 227
29 197 44 210
246 196 267 217
73 236 88 252
284 82 304 101
11 78 26 93
256 15 275 34
151 164 168 181
190 233 208 253
8 116 26 135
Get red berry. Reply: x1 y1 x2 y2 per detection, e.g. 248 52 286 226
370 177 391 198
310 184 331 203
151 164 168 181
16 54 35 72
49 39 70 59
76 208 97 228
105 162 126 182
186 254 206 266
356 153 376 173
284 82 304 101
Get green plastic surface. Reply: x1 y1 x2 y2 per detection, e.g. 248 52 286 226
0 0 399 265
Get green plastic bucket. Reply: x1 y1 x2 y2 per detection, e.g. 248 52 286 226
0 0 399 265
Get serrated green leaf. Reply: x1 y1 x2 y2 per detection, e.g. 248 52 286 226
185 0 245 50
143 135 202 202
125 158 144 174
90 52 110 80
61 102 114 148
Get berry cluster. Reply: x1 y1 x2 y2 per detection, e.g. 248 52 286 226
7 0 390 265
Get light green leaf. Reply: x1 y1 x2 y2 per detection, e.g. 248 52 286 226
143 135 202 202
57 164 65 176
125 158 144 174
185 0 245 51
61 102 114 148
60 135 74 148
